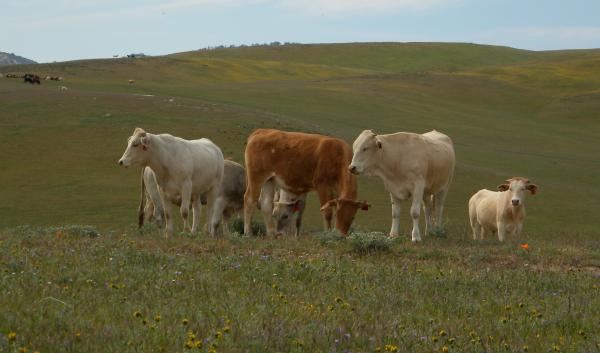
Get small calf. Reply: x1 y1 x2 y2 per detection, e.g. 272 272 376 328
468 177 538 242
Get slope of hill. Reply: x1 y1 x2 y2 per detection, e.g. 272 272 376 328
1 42 599 236
0 51 37 66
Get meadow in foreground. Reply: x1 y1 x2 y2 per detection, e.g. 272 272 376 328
1 225 598 353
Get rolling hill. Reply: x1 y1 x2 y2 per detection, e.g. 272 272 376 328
1 42 599 237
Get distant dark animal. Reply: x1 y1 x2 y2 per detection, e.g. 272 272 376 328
23 74 41 84
128 79 135 84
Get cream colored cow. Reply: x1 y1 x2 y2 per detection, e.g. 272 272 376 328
118 128 225 237
349 130 455 242
468 177 538 242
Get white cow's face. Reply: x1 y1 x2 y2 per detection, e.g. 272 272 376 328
498 177 538 207
349 130 381 175
118 127 150 168
272 199 303 234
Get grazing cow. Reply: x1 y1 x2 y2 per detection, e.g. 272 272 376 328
59 86 68 92
349 130 455 242
23 74 41 84
469 177 538 242
118 128 225 237
259 178 307 236
138 160 247 235
128 79 135 84
244 129 369 236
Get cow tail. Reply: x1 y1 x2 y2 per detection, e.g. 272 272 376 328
138 168 146 228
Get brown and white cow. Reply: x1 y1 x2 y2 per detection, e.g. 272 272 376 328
468 177 538 242
244 129 369 236
349 130 455 242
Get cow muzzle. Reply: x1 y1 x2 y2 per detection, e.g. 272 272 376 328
511 199 520 206
348 165 359 175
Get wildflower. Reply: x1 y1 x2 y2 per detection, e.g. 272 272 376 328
19 347 27 353
154 315 161 322
223 326 230 334
215 331 223 340
504 305 511 311
384 344 398 352
74 332 81 339
504 342 509 349
187 331 195 340
185 340 194 349
292 339 304 347
518 302 524 308
7 332 17 343
520 243 529 250
448 338 455 345
335 297 343 304
432 336 439 342
553 344 560 352
375 347 382 352
133 311 142 318
523 345 529 352
142 319 148 326
182 319 189 326
442 346 449 353
439 330 447 337
500 317 508 323
195 341 203 349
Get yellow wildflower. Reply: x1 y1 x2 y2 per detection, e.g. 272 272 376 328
185 340 194 349
223 326 231 334
439 330 447 337
442 346 449 353
19 347 27 353
182 319 189 326
195 341 203 349
7 332 17 343
154 315 161 322
133 311 142 318
215 331 223 339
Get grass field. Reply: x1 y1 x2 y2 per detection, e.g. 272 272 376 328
1 42 599 352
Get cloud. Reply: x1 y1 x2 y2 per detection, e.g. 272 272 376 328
280 0 460 14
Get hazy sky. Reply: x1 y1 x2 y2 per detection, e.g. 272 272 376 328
3 0 600 63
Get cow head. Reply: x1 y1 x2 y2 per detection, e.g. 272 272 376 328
320 198 370 235
497 177 538 207
118 127 151 168
349 130 382 175
272 199 304 235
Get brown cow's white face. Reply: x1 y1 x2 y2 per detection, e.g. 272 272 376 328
321 198 370 235
118 127 150 168
497 178 538 207
349 130 381 175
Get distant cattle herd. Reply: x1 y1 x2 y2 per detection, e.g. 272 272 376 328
2 73 63 84
118 127 538 241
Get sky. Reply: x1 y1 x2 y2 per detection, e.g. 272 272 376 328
3 0 600 63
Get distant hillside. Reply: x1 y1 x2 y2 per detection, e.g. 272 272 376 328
0 52 37 66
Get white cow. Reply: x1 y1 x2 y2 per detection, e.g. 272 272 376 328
259 179 307 236
138 160 246 235
349 130 455 242
118 127 224 237
468 177 538 242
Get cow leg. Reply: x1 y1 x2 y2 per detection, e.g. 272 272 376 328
244 174 268 236
317 187 334 231
479 226 485 240
471 222 480 240
497 222 506 242
422 194 434 235
390 194 402 237
433 188 449 231
205 188 224 236
190 196 202 234
410 183 425 242
159 189 174 238
180 180 192 233
258 180 277 236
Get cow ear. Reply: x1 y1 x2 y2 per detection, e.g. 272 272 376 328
320 199 338 213
497 183 509 191
526 183 538 195
357 201 370 211
376 140 382 149
134 127 146 136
